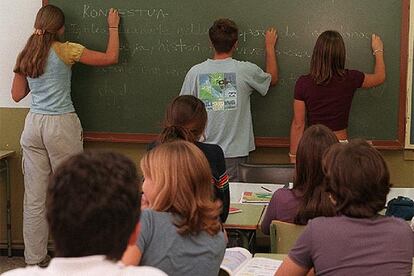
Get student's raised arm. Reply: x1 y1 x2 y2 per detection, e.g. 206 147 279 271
265 28 278 86
79 8 120 66
289 100 306 163
361 34 385 88
11 73 29 102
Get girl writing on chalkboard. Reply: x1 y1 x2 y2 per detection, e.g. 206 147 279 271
11 4 120 266
148 95 230 222
289 30 385 163
122 141 226 276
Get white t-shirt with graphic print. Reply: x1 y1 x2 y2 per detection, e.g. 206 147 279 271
180 58 271 158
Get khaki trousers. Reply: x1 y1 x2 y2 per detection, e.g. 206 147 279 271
225 156 248 182
21 112 83 264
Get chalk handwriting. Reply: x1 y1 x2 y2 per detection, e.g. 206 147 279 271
82 4 168 20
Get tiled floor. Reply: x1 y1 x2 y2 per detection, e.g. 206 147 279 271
0 256 25 274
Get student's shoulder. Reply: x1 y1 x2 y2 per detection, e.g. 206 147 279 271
142 209 174 225
382 216 413 232
234 59 263 72
195 141 224 155
52 41 85 65
195 142 225 165
274 187 295 198
186 60 210 73
345 69 364 79
296 74 312 84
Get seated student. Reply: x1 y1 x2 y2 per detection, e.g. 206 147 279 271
149 95 230 222
122 141 226 276
276 140 414 276
4 151 165 275
261 124 337 234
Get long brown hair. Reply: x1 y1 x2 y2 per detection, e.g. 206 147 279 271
14 5 65 78
323 140 391 218
310 30 346 85
293 124 338 224
141 140 221 236
159 95 207 143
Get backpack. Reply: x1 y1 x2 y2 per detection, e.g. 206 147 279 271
385 196 414 220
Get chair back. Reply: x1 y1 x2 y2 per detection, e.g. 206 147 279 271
270 220 306 254
238 163 295 184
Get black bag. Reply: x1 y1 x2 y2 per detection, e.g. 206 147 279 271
385 196 414 220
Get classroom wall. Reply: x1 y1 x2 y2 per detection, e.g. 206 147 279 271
0 107 413 249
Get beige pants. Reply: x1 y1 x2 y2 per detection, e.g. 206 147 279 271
21 112 83 264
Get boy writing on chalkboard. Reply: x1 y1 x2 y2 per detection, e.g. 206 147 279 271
180 18 278 181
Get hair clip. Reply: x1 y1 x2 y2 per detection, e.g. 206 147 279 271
34 29 45 35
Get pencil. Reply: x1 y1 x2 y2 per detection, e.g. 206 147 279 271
261 186 273 193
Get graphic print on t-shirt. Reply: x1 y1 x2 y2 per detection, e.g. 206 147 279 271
198 72 237 111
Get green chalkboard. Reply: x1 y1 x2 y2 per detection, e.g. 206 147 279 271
48 0 407 146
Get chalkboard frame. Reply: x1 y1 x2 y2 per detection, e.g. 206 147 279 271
405 0 414 149
43 0 409 149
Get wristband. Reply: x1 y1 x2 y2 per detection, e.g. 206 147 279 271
109 26 118 29
373 49 383 55
288 152 296 158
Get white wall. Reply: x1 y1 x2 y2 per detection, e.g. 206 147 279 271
0 1 41 107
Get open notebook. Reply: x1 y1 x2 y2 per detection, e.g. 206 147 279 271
220 247 282 275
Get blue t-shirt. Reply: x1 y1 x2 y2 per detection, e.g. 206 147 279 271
27 42 84 115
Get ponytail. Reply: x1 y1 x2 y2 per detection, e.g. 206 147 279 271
14 33 57 78
14 5 65 78
159 126 196 143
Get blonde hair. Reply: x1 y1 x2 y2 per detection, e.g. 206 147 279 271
141 140 221 236
14 5 65 78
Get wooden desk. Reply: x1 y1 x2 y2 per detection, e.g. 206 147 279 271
229 182 285 203
0 150 14 257
224 203 265 252
225 203 265 230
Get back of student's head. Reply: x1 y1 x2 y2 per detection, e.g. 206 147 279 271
47 151 140 261
14 5 65 78
323 139 391 218
141 140 221 235
160 95 207 143
209 18 238 53
310 30 346 85
294 124 338 224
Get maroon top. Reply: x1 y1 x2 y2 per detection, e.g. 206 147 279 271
289 216 414 276
294 70 365 131
260 188 301 235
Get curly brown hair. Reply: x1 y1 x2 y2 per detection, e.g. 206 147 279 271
47 151 140 260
